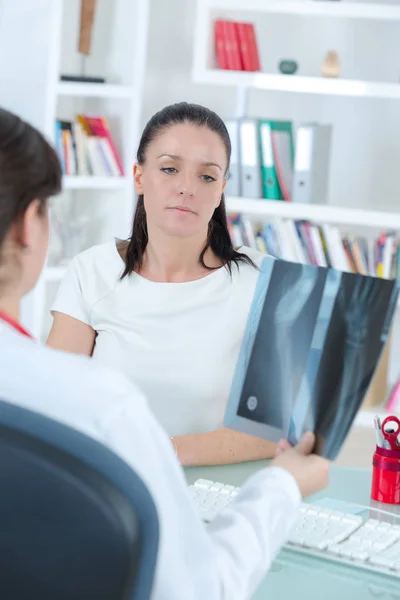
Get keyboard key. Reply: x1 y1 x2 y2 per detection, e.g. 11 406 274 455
194 479 214 490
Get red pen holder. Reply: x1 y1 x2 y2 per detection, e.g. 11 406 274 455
371 446 400 505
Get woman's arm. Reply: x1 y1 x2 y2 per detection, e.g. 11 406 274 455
47 312 96 356
173 427 276 467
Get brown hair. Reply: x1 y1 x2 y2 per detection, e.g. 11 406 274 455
0 107 62 258
121 102 256 279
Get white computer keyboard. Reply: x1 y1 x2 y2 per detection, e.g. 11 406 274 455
189 479 400 580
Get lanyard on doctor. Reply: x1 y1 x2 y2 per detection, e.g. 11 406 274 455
0 311 33 339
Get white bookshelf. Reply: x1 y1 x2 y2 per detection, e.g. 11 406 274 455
0 0 150 338
44 266 68 283
226 198 400 230
63 175 130 191
354 407 398 429
196 70 400 101
198 0 400 21
193 0 400 102
57 82 134 98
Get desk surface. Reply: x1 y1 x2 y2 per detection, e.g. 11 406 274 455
184 462 400 600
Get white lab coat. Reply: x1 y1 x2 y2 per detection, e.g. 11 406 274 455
0 321 300 600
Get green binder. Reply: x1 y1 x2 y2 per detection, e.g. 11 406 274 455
258 120 294 201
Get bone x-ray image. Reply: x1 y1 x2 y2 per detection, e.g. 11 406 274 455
224 257 398 460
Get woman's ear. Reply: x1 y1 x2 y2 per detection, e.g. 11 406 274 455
133 163 144 194
17 199 44 250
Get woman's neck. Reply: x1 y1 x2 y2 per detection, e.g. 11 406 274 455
0 293 20 322
141 230 222 283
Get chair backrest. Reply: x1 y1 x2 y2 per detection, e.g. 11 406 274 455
0 400 159 600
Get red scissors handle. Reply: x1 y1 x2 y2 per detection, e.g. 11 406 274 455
382 416 400 451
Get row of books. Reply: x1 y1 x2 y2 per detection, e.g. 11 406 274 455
225 119 332 204
214 20 261 72
228 214 400 280
55 115 124 177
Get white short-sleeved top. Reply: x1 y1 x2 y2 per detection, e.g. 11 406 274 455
51 241 264 436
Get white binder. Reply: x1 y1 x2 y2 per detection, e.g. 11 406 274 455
239 119 263 198
292 124 332 204
224 119 241 197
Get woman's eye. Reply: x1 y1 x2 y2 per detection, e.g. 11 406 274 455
161 167 177 174
201 174 216 183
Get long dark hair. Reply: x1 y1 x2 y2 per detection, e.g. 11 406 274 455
0 108 62 258
121 102 256 278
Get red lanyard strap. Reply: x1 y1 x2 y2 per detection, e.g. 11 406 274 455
0 311 32 338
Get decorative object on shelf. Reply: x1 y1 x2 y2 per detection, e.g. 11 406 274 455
79 0 97 55
321 50 340 78
61 0 101 84
214 20 261 72
278 60 298 75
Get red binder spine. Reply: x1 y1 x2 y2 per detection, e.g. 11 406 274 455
214 20 228 69
247 23 261 72
224 21 242 70
236 22 252 71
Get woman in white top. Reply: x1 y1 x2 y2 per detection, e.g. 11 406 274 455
48 102 273 466
0 106 329 600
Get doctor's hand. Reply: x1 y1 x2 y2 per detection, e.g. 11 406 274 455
271 432 330 499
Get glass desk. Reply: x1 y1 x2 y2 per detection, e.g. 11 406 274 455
185 462 400 600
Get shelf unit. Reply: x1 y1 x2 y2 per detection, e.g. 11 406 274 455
197 70 400 100
226 197 400 230
57 82 135 98
44 266 68 283
197 0 400 21
63 175 130 191
193 0 400 103
0 0 150 338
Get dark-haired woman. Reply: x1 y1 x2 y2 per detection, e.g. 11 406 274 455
48 102 274 466
0 106 329 600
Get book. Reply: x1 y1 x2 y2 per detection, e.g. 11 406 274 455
228 213 400 281
54 116 124 178
215 20 261 72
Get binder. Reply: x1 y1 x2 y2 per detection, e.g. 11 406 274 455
292 123 332 204
225 119 241 197
259 121 280 200
259 120 294 200
239 119 262 198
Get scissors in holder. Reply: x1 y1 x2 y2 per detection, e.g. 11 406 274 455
381 415 400 451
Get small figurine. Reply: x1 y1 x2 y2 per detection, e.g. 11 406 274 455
321 51 340 78
278 60 298 75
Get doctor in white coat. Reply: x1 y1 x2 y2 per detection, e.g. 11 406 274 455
0 107 330 600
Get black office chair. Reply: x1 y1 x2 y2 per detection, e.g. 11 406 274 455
0 400 159 600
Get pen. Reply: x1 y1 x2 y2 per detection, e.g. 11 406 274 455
374 415 386 448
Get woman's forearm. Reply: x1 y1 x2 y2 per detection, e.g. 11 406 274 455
172 427 276 467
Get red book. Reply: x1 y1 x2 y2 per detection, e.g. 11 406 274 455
236 22 252 71
214 20 228 69
223 21 243 70
247 23 261 72
85 116 124 175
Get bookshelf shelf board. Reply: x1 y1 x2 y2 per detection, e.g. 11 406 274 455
44 266 68 282
193 69 400 100
202 0 400 21
355 408 400 429
63 176 130 191
57 82 134 98
226 198 400 230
